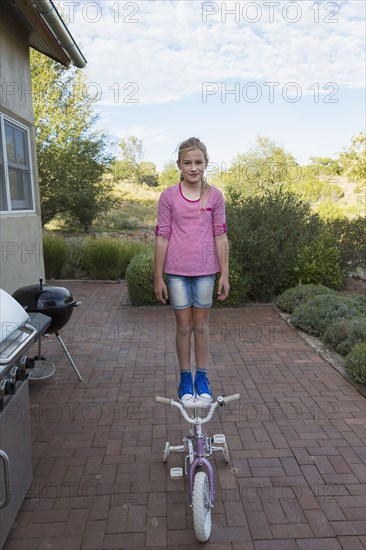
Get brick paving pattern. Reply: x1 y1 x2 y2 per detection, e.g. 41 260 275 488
4 282 366 550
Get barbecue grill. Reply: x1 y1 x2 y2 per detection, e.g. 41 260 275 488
0 288 51 549
12 279 82 382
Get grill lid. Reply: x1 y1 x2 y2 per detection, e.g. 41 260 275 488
12 279 74 311
0 288 30 344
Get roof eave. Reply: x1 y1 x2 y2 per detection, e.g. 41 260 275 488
6 0 86 68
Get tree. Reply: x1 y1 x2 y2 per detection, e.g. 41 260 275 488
111 159 137 183
114 137 159 186
114 136 144 184
309 157 343 177
30 50 115 231
139 161 159 187
158 161 180 189
119 136 143 166
222 136 298 201
339 132 366 187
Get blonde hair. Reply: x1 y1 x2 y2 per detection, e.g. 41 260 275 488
177 137 210 210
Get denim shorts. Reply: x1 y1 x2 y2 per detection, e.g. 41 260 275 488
166 274 216 310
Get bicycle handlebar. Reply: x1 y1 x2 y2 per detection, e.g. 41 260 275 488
218 393 240 405
155 396 172 405
155 394 240 425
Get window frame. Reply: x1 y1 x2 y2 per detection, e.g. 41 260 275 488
0 114 36 214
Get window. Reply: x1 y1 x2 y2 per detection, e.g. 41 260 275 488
0 116 35 212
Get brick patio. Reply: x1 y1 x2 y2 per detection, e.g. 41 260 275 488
4 281 366 550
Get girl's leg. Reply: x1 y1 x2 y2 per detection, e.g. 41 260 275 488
192 307 212 399
192 307 210 370
174 306 193 371
174 307 194 399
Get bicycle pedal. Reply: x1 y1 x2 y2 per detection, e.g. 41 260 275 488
213 434 226 445
170 467 184 479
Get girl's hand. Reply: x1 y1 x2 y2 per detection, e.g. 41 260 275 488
217 275 230 301
154 279 169 304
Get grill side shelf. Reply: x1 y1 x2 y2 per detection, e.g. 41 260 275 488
0 325 37 367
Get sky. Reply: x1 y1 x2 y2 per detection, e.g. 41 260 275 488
56 0 365 171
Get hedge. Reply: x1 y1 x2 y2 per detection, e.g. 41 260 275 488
276 284 335 313
291 293 366 338
345 342 366 384
82 238 144 280
214 258 251 308
323 317 366 357
125 246 160 306
43 232 69 279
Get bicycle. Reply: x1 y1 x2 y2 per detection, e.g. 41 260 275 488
155 393 240 542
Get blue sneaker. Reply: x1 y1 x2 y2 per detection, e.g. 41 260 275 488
178 371 194 401
194 371 213 401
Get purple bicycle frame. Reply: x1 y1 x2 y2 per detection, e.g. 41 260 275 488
187 432 215 506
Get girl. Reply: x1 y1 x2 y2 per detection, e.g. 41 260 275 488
154 137 229 402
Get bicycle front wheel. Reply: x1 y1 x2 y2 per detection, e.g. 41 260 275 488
192 471 212 542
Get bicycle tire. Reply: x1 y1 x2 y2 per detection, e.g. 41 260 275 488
223 443 230 463
163 442 169 463
192 471 211 542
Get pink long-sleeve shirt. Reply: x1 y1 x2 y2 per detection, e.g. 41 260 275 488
155 182 227 276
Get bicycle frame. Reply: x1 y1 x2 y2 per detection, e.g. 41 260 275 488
156 394 240 505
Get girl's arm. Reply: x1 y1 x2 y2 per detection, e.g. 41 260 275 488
215 232 230 301
154 190 172 304
154 236 169 304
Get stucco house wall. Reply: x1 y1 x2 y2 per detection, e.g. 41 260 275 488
0 10 45 294
0 0 85 295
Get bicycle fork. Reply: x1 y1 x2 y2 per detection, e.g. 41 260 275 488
188 425 215 507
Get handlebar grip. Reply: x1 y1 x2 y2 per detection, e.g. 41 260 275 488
155 396 172 405
221 393 240 405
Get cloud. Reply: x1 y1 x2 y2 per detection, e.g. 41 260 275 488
59 0 365 106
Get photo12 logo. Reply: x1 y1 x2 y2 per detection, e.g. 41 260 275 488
2 241 41 264
202 82 340 104
202 2 340 24
62 80 140 105
0 80 140 105
54 1 140 24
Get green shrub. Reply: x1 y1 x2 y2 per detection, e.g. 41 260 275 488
125 246 160 305
227 190 319 302
292 294 366 337
43 232 69 278
345 342 366 384
214 259 251 307
323 317 366 356
309 217 366 278
290 176 343 203
120 241 145 273
291 240 345 289
276 284 335 313
82 238 145 280
314 199 345 220
329 217 366 274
